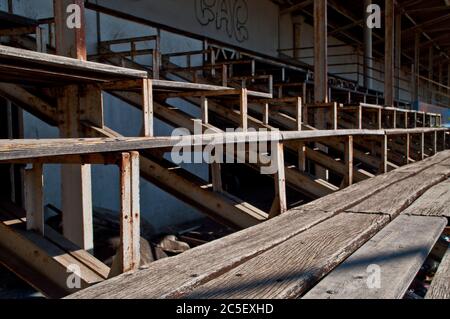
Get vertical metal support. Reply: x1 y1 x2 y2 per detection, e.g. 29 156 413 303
428 47 434 103
405 133 410 165
442 131 446 151
378 108 382 129
413 33 420 103
344 136 354 187
357 105 363 129
269 143 287 219
119 152 141 273
421 132 425 160
263 103 269 125
298 142 306 173
153 29 161 79
433 131 438 155
142 79 154 137
296 97 303 131
395 13 402 102
393 110 397 129
363 0 373 89
314 0 328 103
331 102 338 130
201 96 209 124
221 64 228 87
24 163 44 235
303 102 308 125
384 0 394 107
380 134 388 174
404 112 408 129
448 63 450 98
240 88 248 131
201 96 222 193
58 86 93 252
413 112 418 128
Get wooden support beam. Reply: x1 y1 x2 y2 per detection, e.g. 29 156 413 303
314 0 328 103
142 79 153 137
58 86 93 252
54 0 94 252
269 143 287 219
344 136 353 187
118 152 140 274
24 163 44 235
80 84 104 128
53 0 87 60
357 105 362 129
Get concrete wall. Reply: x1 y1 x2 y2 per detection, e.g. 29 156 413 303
88 0 279 56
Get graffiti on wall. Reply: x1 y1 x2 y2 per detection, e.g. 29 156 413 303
195 0 249 43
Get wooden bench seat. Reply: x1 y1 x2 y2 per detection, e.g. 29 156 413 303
402 179 450 218
303 215 446 299
67 151 450 299
426 247 450 299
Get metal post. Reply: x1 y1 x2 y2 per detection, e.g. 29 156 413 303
364 0 373 90
384 0 395 107
314 0 328 103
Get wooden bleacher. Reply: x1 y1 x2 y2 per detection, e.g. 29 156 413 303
67 150 450 299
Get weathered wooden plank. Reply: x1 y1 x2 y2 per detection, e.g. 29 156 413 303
426 246 450 299
346 166 450 218
301 171 411 213
0 207 104 297
302 151 450 214
180 213 389 299
401 179 450 218
0 130 391 162
304 215 446 299
0 44 147 80
67 208 335 299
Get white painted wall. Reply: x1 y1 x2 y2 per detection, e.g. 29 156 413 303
89 0 279 56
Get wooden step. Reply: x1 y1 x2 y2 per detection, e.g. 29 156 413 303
402 179 450 218
0 203 107 298
303 215 446 299
426 246 450 299
178 213 389 299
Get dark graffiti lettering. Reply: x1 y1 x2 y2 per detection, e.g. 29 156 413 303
195 0 249 42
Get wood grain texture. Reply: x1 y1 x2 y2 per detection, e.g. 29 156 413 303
346 164 450 217
67 209 335 299
426 247 450 299
0 130 392 162
179 213 389 299
401 179 450 217
304 215 446 299
301 150 450 214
